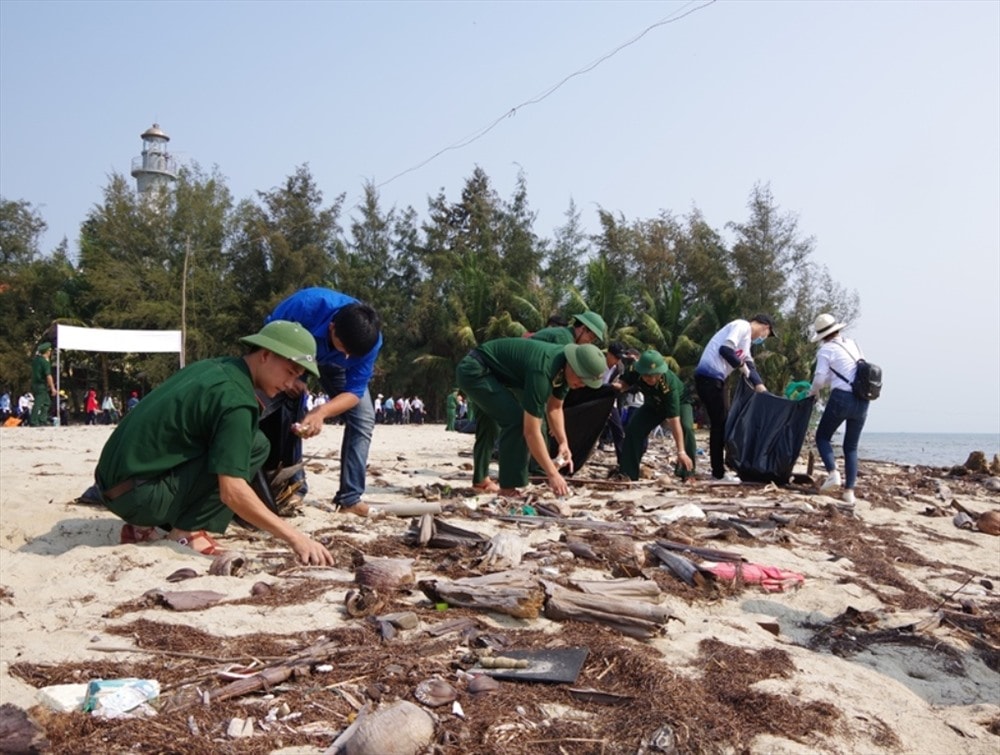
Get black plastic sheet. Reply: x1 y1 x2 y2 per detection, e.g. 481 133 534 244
724 378 816 484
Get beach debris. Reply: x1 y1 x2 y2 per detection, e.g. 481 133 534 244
143 589 226 611
339 700 435 755
542 580 675 639
85 678 160 719
404 516 487 549
378 611 419 630
567 687 634 706
478 531 528 571
413 677 457 707
0 703 50 753
250 581 272 597
571 577 664 602
467 675 500 695
977 510 1000 536
654 539 745 563
368 501 442 517
950 501 1000 535
208 551 247 577
226 716 255 738
419 569 544 619
475 646 589 684
646 545 705 587
355 557 415 590
637 723 678 754
344 586 386 618
165 567 199 583
653 502 706 524
37 682 89 712
703 562 805 592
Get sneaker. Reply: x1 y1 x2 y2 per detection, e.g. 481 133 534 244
819 471 841 493
842 489 856 504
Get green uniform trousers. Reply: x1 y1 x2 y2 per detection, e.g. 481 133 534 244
620 401 697 481
101 429 270 533
29 388 50 427
455 355 532 489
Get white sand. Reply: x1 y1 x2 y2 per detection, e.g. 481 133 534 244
1 423 998 753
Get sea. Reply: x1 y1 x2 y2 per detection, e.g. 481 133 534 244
846 432 1000 468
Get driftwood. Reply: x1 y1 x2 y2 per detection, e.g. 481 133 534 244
570 577 664 602
655 539 745 563
542 580 675 640
209 665 300 703
490 514 635 533
405 516 489 549
419 570 544 619
647 545 705 587
355 557 415 590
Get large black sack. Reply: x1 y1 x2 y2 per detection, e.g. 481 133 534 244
724 379 816 484
549 387 616 475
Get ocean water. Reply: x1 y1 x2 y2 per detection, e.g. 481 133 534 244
844 432 1000 467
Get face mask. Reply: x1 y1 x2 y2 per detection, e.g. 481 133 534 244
752 337 765 346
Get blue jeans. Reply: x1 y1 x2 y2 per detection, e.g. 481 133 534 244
815 388 868 489
260 368 375 508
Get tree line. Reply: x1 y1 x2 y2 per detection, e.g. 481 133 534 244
0 164 857 420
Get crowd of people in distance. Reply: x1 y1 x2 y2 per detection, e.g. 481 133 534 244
3 281 871 567
373 394 426 425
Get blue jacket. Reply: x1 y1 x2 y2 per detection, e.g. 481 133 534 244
266 288 382 399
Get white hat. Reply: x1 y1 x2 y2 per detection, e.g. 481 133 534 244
811 313 846 342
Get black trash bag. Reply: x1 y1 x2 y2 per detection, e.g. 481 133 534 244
548 387 616 475
724 378 816 484
259 392 304 473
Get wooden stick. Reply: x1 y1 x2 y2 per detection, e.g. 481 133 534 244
92 645 284 663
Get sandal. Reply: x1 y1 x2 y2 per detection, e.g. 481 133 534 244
120 523 161 544
174 530 223 556
472 478 500 493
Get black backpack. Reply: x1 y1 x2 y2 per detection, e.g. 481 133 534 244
831 342 882 401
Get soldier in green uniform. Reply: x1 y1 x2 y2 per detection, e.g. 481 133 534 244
617 349 696 481
530 310 608 347
29 342 56 427
456 338 606 497
445 388 459 431
83 321 335 565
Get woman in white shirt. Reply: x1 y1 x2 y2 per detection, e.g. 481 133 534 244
808 314 869 504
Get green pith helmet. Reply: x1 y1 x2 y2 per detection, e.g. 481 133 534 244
636 349 670 376
240 320 319 376
564 344 606 389
571 311 608 345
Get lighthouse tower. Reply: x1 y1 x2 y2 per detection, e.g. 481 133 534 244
130 123 178 197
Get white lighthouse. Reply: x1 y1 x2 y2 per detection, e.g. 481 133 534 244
130 123 178 196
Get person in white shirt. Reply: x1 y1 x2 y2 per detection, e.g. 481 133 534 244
807 313 869 504
694 314 776 480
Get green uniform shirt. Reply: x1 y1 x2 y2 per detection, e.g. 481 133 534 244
621 365 685 418
476 338 570 417
30 354 51 390
96 357 260 488
529 326 574 345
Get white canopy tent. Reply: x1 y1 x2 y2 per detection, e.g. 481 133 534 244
54 324 183 419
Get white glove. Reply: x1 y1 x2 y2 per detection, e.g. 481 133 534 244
739 363 750 378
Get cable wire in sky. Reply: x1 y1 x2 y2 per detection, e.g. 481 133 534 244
374 0 717 192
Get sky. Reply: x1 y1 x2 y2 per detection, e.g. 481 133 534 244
1 0 998 435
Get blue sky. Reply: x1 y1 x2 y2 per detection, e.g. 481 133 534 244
1 0 998 435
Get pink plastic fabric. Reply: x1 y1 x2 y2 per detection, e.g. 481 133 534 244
707 562 805 592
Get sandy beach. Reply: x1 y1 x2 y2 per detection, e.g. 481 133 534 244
0 422 998 754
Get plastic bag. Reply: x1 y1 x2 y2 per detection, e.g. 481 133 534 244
724 379 815 484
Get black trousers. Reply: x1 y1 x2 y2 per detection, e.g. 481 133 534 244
695 374 730 479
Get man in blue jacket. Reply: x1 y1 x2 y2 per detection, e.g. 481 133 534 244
263 288 382 516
